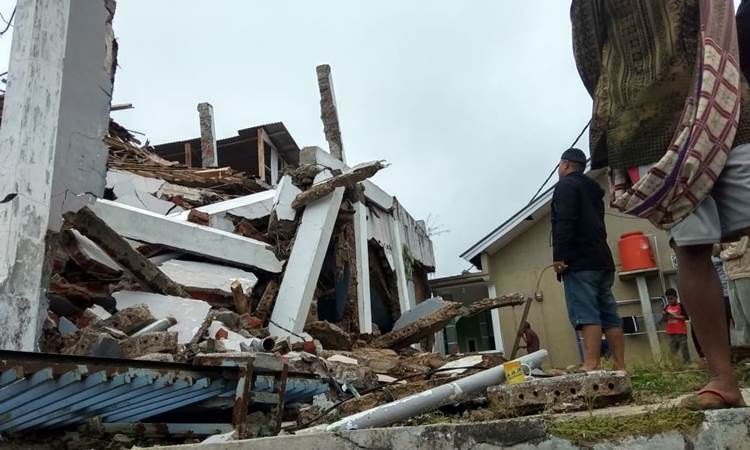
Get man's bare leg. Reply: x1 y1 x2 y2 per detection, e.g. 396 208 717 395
604 327 626 370
580 324 602 371
675 244 742 406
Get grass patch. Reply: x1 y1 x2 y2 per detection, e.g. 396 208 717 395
548 407 703 443
628 360 707 403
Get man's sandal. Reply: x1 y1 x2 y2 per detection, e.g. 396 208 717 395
679 388 747 411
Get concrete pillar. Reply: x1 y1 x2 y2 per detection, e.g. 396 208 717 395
269 170 345 338
197 102 218 168
354 202 372 333
483 253 505 354
316 64 346 164
0 0 116 350
390 204 413 315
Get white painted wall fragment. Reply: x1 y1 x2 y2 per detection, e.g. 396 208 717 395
106 170 165 198
172 190 275 232
390 210 413 314
272 175 302 222
159 260 258 297
70 230 124 274
269 170 345 337
91 199 283 273
0 0 116 350
115 193 183 215
114 291 211 345
354 201 372 333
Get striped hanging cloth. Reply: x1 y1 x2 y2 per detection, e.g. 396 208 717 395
609 0 742 229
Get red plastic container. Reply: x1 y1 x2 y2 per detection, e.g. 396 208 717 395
618 232 656 272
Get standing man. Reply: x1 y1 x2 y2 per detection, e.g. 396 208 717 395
572 0 750 408
551 148 625 371
518 322 540 354
662 288 690 364
721 237 750 345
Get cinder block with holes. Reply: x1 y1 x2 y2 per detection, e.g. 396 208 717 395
487 371 631 414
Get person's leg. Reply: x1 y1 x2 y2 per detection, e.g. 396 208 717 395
734 278 750 344
579 324 603 371
563 271 602 370
679 334 690 364
727 280 742 345
597 272 625 370
603 327 625 370
675 244 742 405
690 324 705 357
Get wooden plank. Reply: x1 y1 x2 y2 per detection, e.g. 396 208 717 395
184 142 192 168
232 280 250 315
257 128 266 181
63 207 190 298
509 297 534 359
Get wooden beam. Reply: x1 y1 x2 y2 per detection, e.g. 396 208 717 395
257 128 266 181
231 280 250 315
292 161 388 210
184 142 193 168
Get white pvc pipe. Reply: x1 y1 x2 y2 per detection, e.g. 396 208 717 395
325 349 548 431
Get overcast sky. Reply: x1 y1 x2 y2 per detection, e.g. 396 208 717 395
0 1 593 277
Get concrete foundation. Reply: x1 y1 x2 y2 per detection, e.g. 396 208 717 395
0 0 116 350
153 407 750 450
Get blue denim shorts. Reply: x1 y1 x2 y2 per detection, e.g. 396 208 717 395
562 270 622 330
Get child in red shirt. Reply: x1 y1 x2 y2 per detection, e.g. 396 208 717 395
663 288 689 363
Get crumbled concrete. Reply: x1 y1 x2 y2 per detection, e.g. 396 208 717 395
148 408 750 450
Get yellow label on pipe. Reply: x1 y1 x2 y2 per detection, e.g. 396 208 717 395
503 360 525 384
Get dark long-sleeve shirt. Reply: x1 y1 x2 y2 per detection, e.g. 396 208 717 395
551 172 614 272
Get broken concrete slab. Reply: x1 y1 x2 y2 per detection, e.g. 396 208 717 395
435 355 484 377
372 301 462 349
63 229 123 277
272 175 302 222
115 192 183 215
305 321 352 351
269 171 345 338
158 260 259 298
113 291 212 345
90 199 283 273
172 190 276 232
487 371 632 414
393 297 451 331
120 331 178 359
106 169 165 198
64 207 190 298
58 317 79 337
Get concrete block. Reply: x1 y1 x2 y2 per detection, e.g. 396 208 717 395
113 291 211 345
120 331 178 358
487 371 632 413
305 321 352 350
91 199 283 273
272 175 301 222
158 260 258 297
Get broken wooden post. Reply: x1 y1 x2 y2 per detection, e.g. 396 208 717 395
0 0 117 350
316 64 346 163
231 280 250 315
292 161 388 210
269 170 345 338
64 207 190 298
255 280 280 323
509 297 534 359
184 142 193 168
197 102 218 168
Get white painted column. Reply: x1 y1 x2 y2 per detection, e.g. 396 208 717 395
0 0 116 350
389 207 413 314
197 102 218 168
636 275 662 359
487 284 505 354
269 171 345 338
354 202 372 333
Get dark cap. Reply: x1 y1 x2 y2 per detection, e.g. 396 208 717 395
561 148 587 164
